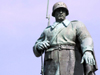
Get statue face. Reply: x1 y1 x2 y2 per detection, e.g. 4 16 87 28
54 8 66 21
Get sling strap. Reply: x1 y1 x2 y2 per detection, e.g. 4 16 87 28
50 21 71 44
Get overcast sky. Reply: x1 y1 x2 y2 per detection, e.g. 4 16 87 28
0 0 100 75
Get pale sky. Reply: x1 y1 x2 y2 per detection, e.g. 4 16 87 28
0 0 100 75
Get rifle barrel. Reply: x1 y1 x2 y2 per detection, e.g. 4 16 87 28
46 0 49 19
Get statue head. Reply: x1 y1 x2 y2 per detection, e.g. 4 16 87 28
52 2 69 17
52 2 69 22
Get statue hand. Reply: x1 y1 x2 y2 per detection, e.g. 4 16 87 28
37 41 50 51
81 51 95 65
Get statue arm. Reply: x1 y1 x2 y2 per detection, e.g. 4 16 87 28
33 32 45 57
76 21 95 65
76 21 93 54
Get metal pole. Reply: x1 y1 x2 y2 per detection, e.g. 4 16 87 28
46 0 49 18
46 0 50 26
40 52 44 75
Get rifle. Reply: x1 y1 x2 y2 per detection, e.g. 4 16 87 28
40 0 50 75
40 52 44 75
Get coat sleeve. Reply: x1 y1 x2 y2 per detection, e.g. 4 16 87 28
75 21 98 73
72 21 98 73
75 21 94 54
33 32 45 57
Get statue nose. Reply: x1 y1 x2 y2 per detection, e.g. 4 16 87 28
60 10 63 13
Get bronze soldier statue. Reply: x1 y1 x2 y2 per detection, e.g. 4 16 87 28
33 2 98 75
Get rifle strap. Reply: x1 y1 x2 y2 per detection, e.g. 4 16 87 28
50 22 70 44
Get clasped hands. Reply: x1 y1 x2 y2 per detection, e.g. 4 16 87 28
37 40 50 51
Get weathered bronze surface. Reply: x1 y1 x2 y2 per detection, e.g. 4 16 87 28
33 2 98 75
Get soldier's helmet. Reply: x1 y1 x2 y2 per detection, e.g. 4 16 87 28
52 2 69 17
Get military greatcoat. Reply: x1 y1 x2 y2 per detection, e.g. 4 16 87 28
33 19 98 75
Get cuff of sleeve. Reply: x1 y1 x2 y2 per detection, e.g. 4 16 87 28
33 43 42 57
82 46 93 54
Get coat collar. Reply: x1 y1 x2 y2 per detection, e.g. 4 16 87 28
51 19 70 29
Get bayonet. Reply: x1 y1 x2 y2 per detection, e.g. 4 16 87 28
46 0 50 26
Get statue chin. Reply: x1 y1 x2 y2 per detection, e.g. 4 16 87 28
57 18 65 22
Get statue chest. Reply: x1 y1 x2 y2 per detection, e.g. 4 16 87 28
44 24 76 43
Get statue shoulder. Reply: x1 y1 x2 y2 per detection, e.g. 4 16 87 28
71 20 85 28
71 20 78 22
43 25 51 33
45 25 51 29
